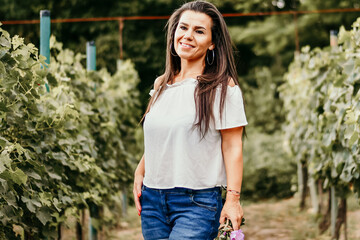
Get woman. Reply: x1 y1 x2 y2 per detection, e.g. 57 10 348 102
133 1 247 239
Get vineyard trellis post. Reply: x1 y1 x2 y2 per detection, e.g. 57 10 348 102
87 41 97 91
86 40 98 240
86 41 96 71
40 10 50 92
329 30 338 239
118 18 124 60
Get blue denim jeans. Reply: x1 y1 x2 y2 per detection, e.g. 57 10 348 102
140 185 222 240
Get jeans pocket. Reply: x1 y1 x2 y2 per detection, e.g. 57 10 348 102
190 192 218 212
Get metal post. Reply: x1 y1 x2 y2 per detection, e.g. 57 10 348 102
86 41 96 71
86 41 97 240
330 30 338 47
330 30 338 52
89 205 98 240
86 41 96 91
40 10 50 92
122 185 127 217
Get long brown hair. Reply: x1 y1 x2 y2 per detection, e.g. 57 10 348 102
143 0 243 136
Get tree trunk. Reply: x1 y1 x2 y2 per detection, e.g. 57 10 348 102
318 179 323 214
334 198 347 240
319 190 331 233
99 207 105 240
299 161 308 210
76 222 82 240
82 209 87 240
76 218 82 240
58 223 62 240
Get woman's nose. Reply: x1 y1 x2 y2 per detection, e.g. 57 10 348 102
184 30 193 40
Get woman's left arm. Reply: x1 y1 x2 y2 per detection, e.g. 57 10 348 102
219 126 244 230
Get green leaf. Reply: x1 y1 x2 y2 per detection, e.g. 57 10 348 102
0 35 11 48
11 35 24 50
0 161 6 174
338 26 351 45
4 191 17 208
25 171 42 180
344 125 355 139
0 151 12 168
0 61 5 75
345 111 357 124
48 172 62 180
39 192 52 207
348 132 359 146
61 196 73 204
3 75 18 88
52 198 61 212
21 196 36 213
11 167 28 185
342 58 355 76
36 207 52 225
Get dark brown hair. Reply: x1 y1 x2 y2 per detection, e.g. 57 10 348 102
143 0 244 136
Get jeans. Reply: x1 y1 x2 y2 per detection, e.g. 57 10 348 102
140 185 222 240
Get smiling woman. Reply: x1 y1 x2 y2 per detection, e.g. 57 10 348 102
133 1 248 239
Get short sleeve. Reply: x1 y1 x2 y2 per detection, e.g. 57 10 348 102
213 86 248 130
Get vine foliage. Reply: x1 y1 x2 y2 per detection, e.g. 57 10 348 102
279 17 360 236
0 23 141 239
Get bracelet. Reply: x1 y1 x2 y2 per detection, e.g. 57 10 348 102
227 189 241 195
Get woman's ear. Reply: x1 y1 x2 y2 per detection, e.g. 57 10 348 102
209 43 215 51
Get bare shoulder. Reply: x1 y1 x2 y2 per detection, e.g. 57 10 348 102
227 77 237 87
154 75 165 91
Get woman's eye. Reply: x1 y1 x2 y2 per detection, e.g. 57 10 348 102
196 30 204 34
180 26 187 30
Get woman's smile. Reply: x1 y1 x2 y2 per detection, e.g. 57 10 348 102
180 42 195 48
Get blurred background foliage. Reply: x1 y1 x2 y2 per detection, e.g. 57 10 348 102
1 0 359 201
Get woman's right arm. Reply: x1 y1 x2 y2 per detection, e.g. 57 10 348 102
133 77 162 215
133 154 145 216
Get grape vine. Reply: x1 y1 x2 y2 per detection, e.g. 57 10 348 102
279 17 360 238
0 23 142 239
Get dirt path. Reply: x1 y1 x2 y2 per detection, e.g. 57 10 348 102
113 196 360 240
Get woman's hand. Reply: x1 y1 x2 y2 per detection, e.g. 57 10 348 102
219 194 243 230
133 155 145 216
133 172 144 216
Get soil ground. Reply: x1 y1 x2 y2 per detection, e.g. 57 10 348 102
63 195 360 240
111 196 360 240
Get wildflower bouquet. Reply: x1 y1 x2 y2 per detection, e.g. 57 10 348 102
215 218 245 240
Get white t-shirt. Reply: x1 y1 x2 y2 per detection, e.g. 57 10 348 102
143 77 248 189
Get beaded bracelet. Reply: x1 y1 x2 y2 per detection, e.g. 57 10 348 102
227 189 241 195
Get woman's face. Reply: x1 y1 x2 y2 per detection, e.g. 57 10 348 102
174 10 215 63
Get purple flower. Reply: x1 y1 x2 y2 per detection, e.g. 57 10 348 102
230 229 244 240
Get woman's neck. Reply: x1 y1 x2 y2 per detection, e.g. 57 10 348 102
176 58 205 82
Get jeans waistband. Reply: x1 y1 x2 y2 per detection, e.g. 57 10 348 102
142 185 222 194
